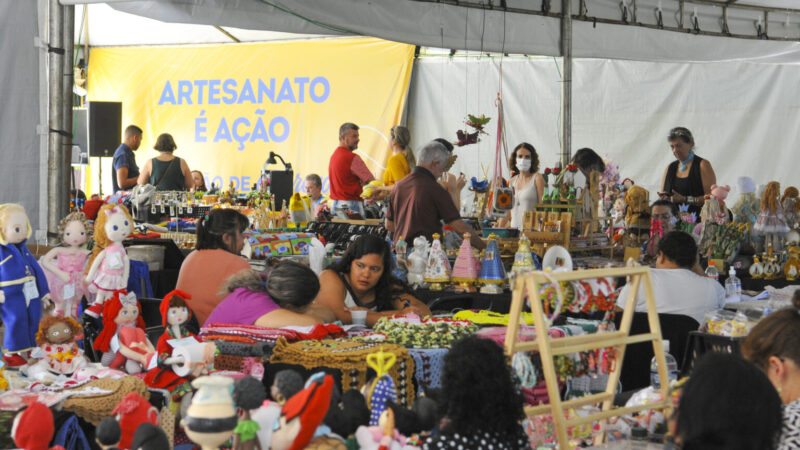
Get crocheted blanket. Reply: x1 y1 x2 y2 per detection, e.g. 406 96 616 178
269 338 416 406
200 323 346 344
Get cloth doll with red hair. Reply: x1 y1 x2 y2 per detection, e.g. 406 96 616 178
92 291 155 373
111 392 159 450
12 401 65 450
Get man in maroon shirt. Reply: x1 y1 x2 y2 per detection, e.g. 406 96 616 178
386 140 485 250
328 122 374 216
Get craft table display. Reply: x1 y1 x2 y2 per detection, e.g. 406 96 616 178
504 266 672 449
269 339 416 407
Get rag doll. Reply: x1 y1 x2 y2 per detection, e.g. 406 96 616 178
143 290 199 411
22 315 87 382
12 401 62 450
95 417 121 450
40 212 91 319
85 204 134 318
699 184 730 255
111 392 160 450
93 291 155 374
0 203 51 367
355 406 419 450
252 369 305 448
270 372 334 450
754 181 790 252
731 177 759 225
232 376 268 450
781 187 800 231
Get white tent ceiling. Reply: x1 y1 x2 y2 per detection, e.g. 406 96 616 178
69 0 800 63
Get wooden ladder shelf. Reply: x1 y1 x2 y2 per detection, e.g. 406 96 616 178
504 266 673 449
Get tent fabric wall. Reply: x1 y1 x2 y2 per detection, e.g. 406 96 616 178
0 0 47 231
407 56 800 208
107 0 800 63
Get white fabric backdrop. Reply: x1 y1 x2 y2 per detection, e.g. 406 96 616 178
407 56 800 208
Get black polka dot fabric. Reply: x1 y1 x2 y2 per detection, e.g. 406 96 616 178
422 427 529 449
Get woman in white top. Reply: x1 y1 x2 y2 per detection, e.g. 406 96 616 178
497 142 545 229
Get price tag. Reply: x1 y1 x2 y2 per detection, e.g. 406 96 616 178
63 283 75 300
23 280 39 301
108 251 124 269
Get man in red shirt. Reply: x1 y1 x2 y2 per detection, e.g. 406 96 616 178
386 140 485 250
328 122 374 216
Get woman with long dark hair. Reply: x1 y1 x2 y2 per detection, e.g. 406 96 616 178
314 234 430 326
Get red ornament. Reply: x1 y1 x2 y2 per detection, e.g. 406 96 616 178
553 167 562 175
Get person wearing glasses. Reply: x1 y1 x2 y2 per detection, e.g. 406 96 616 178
659 127 717 215
651 199 679 234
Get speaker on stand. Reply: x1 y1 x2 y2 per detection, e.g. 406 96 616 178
88 101 122 196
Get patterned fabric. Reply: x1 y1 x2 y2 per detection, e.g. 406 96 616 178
213 340 274 357
779 399 800 450
200 323 346 343
423 427 529 450
407 348 447 391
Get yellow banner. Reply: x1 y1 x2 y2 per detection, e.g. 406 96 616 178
87 37 414 194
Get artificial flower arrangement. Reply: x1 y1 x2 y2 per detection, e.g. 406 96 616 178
455 114 492 146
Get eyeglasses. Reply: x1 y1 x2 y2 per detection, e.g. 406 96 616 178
652 213 673 221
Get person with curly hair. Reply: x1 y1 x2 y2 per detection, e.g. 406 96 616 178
314 234 430 326
424 335 528 449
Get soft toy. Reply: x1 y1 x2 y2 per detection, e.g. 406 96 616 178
85 204 134 317
112 392 159 450
361 348 398 426
95 417 121 450
252 369 305 447
0 203 51 367
232 376 268 450
22 315 87 382
699 184 730 255
355 407 419 450
93 291 154 374
781 187 800 230
731 177 759 225
271 373 334 450
39 212 91 319
129 422 170 450
754 181 790 252
11 401 62 450
623 186 650 247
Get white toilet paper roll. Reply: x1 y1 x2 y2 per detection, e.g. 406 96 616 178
171 343 213 377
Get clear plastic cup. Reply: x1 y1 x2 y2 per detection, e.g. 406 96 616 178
350 310 367 326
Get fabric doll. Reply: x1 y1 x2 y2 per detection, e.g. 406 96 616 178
699 184 730 255
95 417 122 450
129 422 170 450
93 291 155 374
781 187 800 231
143 289 198 411
252 369 305 447
111 392 160 450
22 315 87 382
0 203 51 367
731 177 759 225
85 204 134 318
11 401 64 450
355 406 419 450
40 212 91 319
270 372 334 450
232 376 268 450
754 181 790 252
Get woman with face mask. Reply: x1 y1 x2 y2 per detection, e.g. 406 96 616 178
496 143 545 229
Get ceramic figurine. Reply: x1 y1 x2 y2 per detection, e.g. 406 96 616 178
0 203 51 367
406 237 429 288
753 182 790 252
93 291 156 374
749 256 764 279
183 376 238 450
423 234 451 291
478 233 507 294
85 204 134 317
40 212 91 319
21 315 87 382
451 233 479 292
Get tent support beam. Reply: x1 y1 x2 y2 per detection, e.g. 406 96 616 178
560 0 572 168
47 0 69 241
62 4 75 224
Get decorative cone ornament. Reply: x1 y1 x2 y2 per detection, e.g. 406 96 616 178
512 234 536 275
451 233 479 292
424 233 451 290
479 233 507 294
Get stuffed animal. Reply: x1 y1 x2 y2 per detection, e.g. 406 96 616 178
12 401 61 450
624 186 650 246
781 187 800 230
93 291 155 374
754 181 790 252
252 370 305 449
699 184 730 255
232 376 268 450
85 204 134 318
39 212 91 319
22 315 87 382
112 392 159 450
270 372 334 450
0 203 51 367
731 177 759 225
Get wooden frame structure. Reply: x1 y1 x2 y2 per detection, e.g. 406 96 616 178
503 266 672 448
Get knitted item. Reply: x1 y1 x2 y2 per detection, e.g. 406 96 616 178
407 348 448 391
159 405 176 450
269 339 416 407
213 340 274 357
62 376 149 425
201 323 347 343
214 354 245 371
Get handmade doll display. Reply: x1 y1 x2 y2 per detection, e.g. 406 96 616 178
40 212 91 319
111 392 160 450
22 315 87 382
0 203 51 367
85 204 134 317
781 187 800 231
11 401 58 450
93 292 155 374
361 348 398 426
252 369 305 448
731 177 759 225
754 181 790 252
270 373 334 450
355 407 419 450
143 290 199 410
232 376 267 450
699 184 730 255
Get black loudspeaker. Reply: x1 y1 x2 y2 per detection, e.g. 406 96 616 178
88 101 122 157
267 170 293 211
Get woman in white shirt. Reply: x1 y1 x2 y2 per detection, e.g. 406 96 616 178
497 142 545 229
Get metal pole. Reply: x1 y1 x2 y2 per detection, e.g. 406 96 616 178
560 0 572 167
62 4 75 218
47 0 66 240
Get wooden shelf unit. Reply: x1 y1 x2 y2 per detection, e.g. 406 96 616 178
503 266 672 448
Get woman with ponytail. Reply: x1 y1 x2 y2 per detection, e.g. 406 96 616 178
175 209 251 325
383 126 415 186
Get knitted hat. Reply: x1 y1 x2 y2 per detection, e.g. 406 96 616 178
13 401 54 450
737 177 756 194
111 392 159 450
159 289 192 327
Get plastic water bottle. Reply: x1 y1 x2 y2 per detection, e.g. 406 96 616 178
705 261 719 282
650 340 679 389
725 266 742 302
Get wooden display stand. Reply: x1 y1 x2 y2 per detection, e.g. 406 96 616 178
522 209 572 255
503 266 672 448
